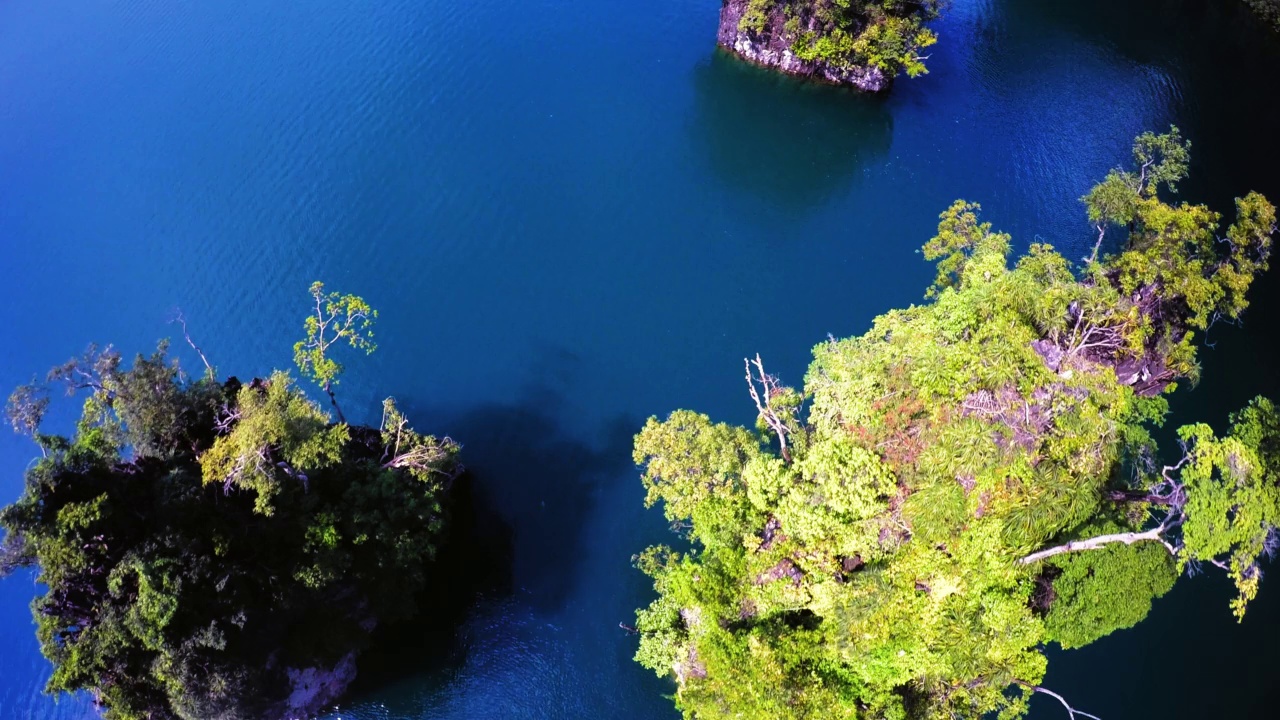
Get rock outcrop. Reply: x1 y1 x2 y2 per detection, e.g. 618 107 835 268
716 0 889 91
279 652 358 720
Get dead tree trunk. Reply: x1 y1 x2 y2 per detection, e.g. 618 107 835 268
1018 682 1103 720
745 354 791 463
325 381 346 424
1018 525 1174 565
172 310 215 378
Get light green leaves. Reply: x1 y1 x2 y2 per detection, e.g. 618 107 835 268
921 200 1011 298
293 281 378 390
632 132 1277 719
749 435 895 558
199 371 348 515
784 1 944 79
635 410 761 528
1132 125 1190 197
1177 397 1280 620
1083 169 1139 224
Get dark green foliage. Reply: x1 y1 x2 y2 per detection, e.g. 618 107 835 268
1 341 459 718
631 133 1279 719
1243 0 1280 30
1042 531 1177 649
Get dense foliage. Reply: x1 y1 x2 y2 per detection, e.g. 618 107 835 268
631 131 1280 719
0 289 460 719
738 0 944 78
1243 0 1280 30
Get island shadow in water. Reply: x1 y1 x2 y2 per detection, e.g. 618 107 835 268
688 49 893 211
343 379 638 697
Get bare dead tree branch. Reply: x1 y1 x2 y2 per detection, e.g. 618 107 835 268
745 354 791 463
1018 682 1102 720
213 404 241 435
1103 489 1175 505
170 309 214 378
382 441 462 480
378 400 463 482
1020 457 1191 565
1017 526 1175 565
1086 224 1106 265
47 346 118 397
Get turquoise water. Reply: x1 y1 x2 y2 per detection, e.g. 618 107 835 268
2 0 1279 717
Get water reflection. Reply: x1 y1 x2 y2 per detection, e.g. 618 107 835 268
687 50 893 211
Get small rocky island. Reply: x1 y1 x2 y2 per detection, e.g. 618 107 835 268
0 285 464 720
717 0 943 91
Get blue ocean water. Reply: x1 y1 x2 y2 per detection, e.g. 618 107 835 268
1 0 1278 718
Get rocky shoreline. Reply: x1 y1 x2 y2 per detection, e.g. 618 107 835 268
715 0 890 92
279 652 359 719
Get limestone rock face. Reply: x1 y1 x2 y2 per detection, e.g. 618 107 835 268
279 652 358 720
716 0 889 92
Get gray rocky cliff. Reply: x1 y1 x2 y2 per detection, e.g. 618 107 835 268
716 0 889 91
276 652 359 720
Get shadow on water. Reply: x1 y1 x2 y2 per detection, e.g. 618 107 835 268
343 377 639 698
991 0 1280 210
687 49 893 210
1001 0 1276 70
441 387 637 615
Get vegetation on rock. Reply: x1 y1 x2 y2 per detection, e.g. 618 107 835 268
1243 0 1280 30
631 129 1279 719
736 0 944 78
0 285 460 720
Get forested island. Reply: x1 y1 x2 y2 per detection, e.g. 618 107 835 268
718 0 943 90
1245 0 1280 29
631 130 1280 719
0 284 461 719
716 0 1279 90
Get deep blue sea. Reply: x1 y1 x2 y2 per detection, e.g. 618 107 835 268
2 0 1279 718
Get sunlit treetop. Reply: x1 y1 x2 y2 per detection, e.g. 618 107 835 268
294 281 378 388
632 129 1277 720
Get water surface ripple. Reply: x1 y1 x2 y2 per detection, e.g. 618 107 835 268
1 0 1278 718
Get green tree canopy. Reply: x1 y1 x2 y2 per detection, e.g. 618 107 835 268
632 134 1278 720
1243 0 1280 31
1 288 459 720
293 281 378 422
738 0 944 79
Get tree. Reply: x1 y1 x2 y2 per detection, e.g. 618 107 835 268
1081 127 1190 264
199 371 348 515
737 0 945 80
1242 0 1280 31
921 200 1011 297
631 135 1277 720
0 294 459 720
293 281 378 423
5 382 49 445
1019 397 1280 620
